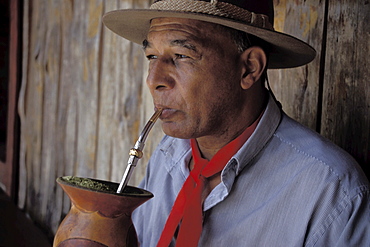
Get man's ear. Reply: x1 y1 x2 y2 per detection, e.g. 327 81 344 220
240 46 267 90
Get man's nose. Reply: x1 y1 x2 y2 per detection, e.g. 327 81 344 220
146 59 175 92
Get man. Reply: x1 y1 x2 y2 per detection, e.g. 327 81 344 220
103 1 369 246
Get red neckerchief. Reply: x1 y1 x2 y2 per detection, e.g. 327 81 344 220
157 115 261 247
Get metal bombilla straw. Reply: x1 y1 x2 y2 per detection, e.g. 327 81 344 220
116 109 163 193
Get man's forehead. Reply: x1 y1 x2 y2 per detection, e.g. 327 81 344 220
145 17 224 47
148 17 220 36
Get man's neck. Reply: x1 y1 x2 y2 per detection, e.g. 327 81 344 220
195 89 268 160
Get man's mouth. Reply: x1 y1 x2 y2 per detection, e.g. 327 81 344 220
155 106 177 120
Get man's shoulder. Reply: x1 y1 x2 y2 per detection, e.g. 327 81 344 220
275 114 355 164
271 114 368 188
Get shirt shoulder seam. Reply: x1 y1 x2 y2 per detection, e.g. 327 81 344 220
273 132 342 181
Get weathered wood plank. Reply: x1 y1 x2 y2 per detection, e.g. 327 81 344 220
17 0 29 210
23 0 48 224
39 0 62 234
94 0 118 182
269 0 325 130
321 0 369 173
73 1 102 179
58 0 79 218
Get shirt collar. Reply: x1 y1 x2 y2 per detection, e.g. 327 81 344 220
232 94 282 175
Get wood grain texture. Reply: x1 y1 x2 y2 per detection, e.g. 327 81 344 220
320 0 369 170
269 0 324 130
18 0 156 239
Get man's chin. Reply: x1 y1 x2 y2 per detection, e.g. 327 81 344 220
162 123 194 140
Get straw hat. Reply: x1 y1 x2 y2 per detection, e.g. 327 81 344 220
102 0 316 69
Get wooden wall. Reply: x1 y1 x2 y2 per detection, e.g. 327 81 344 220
18 0 159 239
17 0 369 241
269 0 369 167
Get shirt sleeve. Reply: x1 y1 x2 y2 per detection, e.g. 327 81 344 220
309 186 370 247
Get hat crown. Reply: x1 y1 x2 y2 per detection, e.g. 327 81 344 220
150 0 274 30
152 0 274 26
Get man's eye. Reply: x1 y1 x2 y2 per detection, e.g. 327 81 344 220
175 54 189 59
146 55 157 60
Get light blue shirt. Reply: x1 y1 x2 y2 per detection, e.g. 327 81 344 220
132 95 370 247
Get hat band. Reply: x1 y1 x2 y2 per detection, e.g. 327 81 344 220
150 0 274 30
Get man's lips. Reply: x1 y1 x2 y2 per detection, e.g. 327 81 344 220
161 109 178 119
155 106 177 120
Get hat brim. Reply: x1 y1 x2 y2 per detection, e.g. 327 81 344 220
102 9 316 69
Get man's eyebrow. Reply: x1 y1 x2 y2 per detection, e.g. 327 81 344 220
142 39 198 52
170 39 197 52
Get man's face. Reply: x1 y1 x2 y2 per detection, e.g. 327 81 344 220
144 18 245 139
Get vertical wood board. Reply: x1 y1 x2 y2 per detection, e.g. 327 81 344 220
269 0 325 130
321 0 369 169
18 0 155 238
